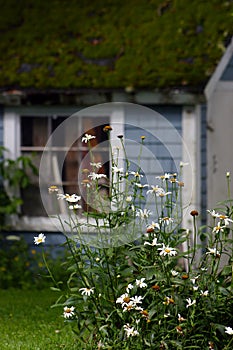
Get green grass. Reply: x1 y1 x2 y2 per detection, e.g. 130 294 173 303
0 288 78 350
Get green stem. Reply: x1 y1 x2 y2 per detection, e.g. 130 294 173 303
191 216 197 266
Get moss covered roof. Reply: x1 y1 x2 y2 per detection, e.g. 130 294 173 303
0 0 232 91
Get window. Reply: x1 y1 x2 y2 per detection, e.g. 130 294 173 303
21 114 110 216
3 105 124 230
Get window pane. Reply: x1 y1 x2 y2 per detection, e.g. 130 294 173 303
20 115 110 217
21 117 48 147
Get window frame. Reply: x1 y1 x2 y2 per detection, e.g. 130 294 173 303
3 104 124 231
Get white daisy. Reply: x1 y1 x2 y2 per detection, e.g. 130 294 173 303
57 193 81 203
186 298 196 308
130 295 144 305
129 171 143 178
116 293 130 305
159 217 174 225
200 290 209 297
171 270 179 277
206 247 220 257
144 237 161 247
112 166 124 173
79 287 94 296
82 134 96 143
123 324 139 338
136 208 152 219
34 233 46 245
225 326 233 335
135 278 147 288
48 185 59 193
90 162 102 169
135 183 149 189
146 185 164 195
69 204 82 210
88 172 107 180
158 244 177 257
126 283 134 293
156 173 172 181
126 195 133 202
178 313 186 322
147 221 160 231
63 306 75 319
212 221 226 234
158 189 172 197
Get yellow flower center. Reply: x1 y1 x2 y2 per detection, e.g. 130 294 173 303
123 297 130 303
219 215 227 219
165 248 171 253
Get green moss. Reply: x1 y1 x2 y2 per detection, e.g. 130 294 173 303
0 0 232 90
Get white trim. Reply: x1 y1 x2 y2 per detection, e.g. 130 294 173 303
181 106 202 262
3 111 20 159
214 81 233 91
205 37 233 99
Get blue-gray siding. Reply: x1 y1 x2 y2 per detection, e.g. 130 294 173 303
125 104 182 179
201 104 207 224
220 55 233 80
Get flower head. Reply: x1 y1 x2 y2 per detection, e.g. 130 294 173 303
63 306 75 319
116 293 130 305
135 183 149 189
69 204 82 210
34 233 46 245
88 172 107 180
146 185 163 195
186 298 196 308
144 237 161 247
82 134 96 143
112 166 124 173
129 171 143 178
90 162 102 169
123 324 139 338
171 270 179 277
126 195 132 202
66 194 81 203
79 287 94 296
163 296 175 305
136 208 152 219
159 217 174 226
130 295 144 305
178 313 186 322
103 125 112 132
135 278 147 288
212 221 226 234
156 173 172 181
146 221 160 232
206 247 220 257
48 185 59 193
225 326 233 335
200 290 209 297
158 244 177 257
126 283 134 293
57 193 81 203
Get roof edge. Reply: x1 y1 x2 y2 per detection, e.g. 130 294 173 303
204 37 233 99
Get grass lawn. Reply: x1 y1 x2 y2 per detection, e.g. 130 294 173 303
0 288 78 350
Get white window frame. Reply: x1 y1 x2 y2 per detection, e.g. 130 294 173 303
3 104 125 231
